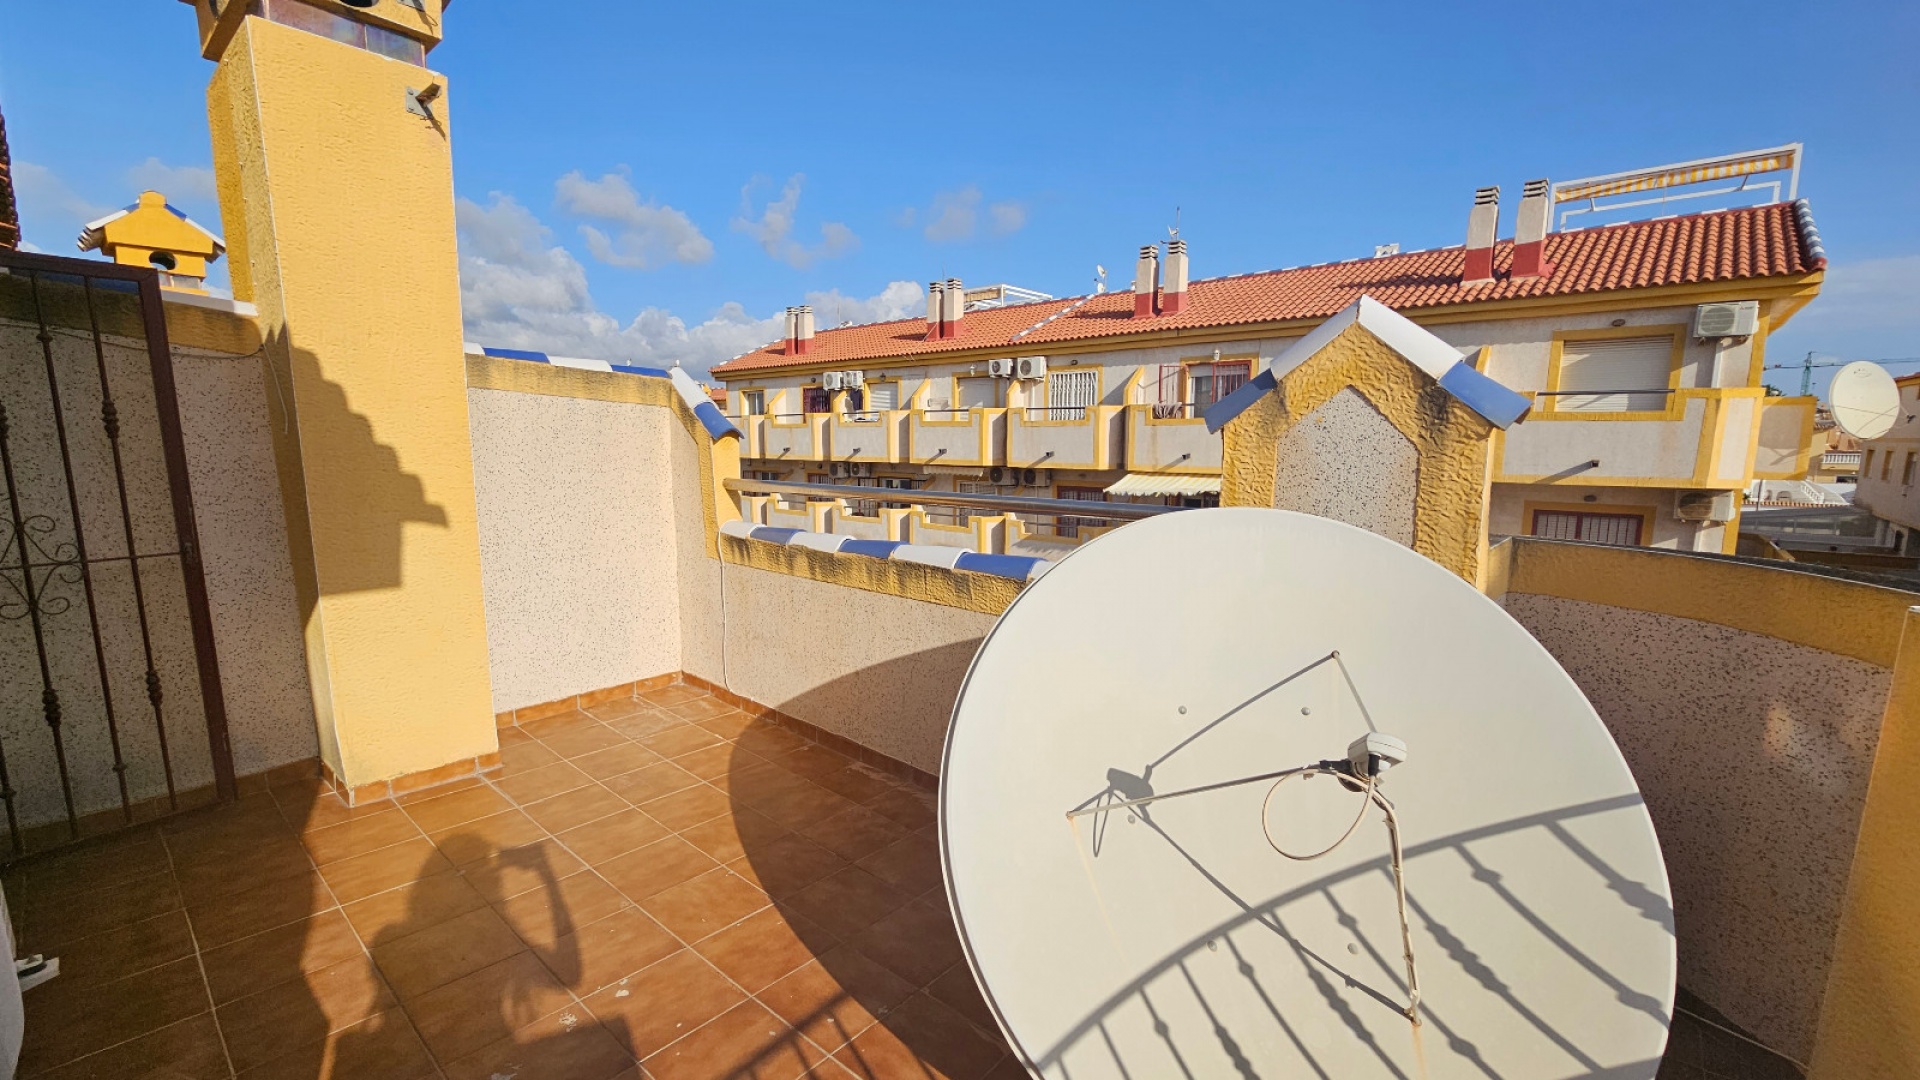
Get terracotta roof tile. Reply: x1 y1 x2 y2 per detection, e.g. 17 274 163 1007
711 203 1823 376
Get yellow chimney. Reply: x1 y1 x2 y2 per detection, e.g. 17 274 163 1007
75 190 225 293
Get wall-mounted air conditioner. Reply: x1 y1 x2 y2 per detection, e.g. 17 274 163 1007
1022 467 1049 487
1675 490 1737 523
1016 356 1049 380
842 370 865 388
830 462 850 478
989 466 1018 486
847 463 874 479
987 358 1016 378
1692 301 1759 339
821 372 844 391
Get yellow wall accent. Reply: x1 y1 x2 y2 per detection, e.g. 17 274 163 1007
1809 604 1920 1079
1221 323 1497 583
719 535 1021 616
207 18 494 787
1490 538 1916 667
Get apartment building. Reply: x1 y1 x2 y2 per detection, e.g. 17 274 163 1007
1855 373 1920 553
713 151 1826 559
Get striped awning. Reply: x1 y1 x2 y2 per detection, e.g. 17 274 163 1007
1555 148 1796 204
1105 473 1222 498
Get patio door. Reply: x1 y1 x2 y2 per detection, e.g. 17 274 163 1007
1046 370 1096 421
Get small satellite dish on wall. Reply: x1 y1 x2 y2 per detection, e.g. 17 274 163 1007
941 508 1676 1078
1830 361 1899 441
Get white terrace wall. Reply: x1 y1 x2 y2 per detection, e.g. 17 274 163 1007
1487 538 1916 1062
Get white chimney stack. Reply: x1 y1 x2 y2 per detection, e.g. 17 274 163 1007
926 281 943 341
1133 245 1160 319
1162 239 1190 315
1463 185 1499 285
942 277 964 338
1512 178 1552 279
796 305 815 354
782 306 799 355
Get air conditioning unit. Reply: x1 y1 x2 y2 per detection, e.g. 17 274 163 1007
830 462 851 478
821 372 844 391
1692 301 1759 339
1675 490 1737 523
987 358 1016 378
989 466 1018 486
1016 356 1049 380
1021 467 1049 487
842 370 865 388
847 462 874 479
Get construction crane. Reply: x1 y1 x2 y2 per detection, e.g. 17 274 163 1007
1763 353 1920 396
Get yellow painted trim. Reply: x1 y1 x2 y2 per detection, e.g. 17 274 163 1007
719 534 1022 615
1501 538 1917 666
950 372 1003 410
1747 310 1771 387
1543 325 1688 420
1721 503 1744 555
1221 323 1496 582
1519 500 1657 546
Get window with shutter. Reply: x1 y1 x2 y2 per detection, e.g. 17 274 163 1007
955 377 998 410
1046 370 1097 420
1555 337 1674 413
1530 510 1644 546
866 383 897 410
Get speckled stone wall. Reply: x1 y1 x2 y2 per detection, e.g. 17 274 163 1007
717 561 997 774
1504 591 1892 1061
467 388 691 712
1271 386 1419 545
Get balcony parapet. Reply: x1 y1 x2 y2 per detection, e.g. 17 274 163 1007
757 412 830 462
908 407 1007 467
827 409 908 464
1124 403 1223 474
1494 387 1767 489
1006 404 1124 471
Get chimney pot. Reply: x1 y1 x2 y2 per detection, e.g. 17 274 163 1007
1463 185 1500 285
926 282 943 341
1162 238 1190 315
1133 244 1160 319
783 306 799 355
941 277 964 338
796 305 815 354
1512 178 1553 279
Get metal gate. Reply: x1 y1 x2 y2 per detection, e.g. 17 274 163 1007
0 248 233 860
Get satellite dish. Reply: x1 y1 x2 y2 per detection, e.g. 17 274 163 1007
1831 361 1899 440
941 509 1675 1078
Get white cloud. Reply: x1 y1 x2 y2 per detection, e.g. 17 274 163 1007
1789 256 1920 332
125 158 218 202
12 162 114 237
554 170 712 269
732 174 858 269
918 185 1028 243
456 192 919 379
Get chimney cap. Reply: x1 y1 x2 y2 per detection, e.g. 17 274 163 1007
1474 185 1500 205
1522 178 1551 199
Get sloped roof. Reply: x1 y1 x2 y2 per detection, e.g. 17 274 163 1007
0 108 18 251
712 201 1824 377
77 194 224 256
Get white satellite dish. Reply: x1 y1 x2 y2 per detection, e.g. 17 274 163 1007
941 509 1675 1079
1830 361 1899 441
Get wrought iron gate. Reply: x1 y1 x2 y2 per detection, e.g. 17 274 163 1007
0 248 233 860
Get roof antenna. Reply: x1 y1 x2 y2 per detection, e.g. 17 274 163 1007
1168 206 1181 241
1094 265 1107 294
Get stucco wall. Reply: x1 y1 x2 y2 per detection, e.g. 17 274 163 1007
1271 387 1418 545
1495 561 1904 1061
467 387 688 711
717 561 996 773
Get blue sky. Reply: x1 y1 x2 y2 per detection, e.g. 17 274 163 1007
3 2 1916 391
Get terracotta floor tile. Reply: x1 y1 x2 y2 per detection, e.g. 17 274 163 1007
17 956 208 1075
318 837 451 906
600 833 721 899
666 696 737 723
783 868 911 941
726 834 849 897
495 870 632 950
202 907 364 1003
840 993 1007 1080
603 762 703 806
173 832 314 905
276 787 393 834
856 835 944 898
643 1000 813 1080
402 784 512 834
165 811 291 872
404 950 573 1063
497 736 563 776
759 950 916 1053
925 963 997 1036
640 725 724 759
546 906 681 994
343 869 488 942
753 781 864 831
734 724 814 759
572 742 664 781
679 807 785 863
637 783 733 831
236 1007 436 1080
639 868 769 943
440 1006 636 1080
428 807 547 865
581 949 745 1059
671 743 749 783
639 685 705 708
186 869 332 948
848 900 964 988
371 905 526 1000
801 805 911 863
815 765 908 806
9 831 170 899
218 955 395 1073
772 745 855 785
558 808 671 865
520 711 600 740
541 723 632 760
695 710 760 740
494 761 594 805
456 838 586 905
301 806 422 866
586 697 650 722
693 907 826 993
32 1012 228 1080
41 909 195 992
607 710 689 741
396 775 484 806
524 784 630 834
863 788 937 830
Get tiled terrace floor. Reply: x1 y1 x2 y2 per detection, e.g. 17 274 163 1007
6 683 1021 1079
